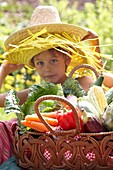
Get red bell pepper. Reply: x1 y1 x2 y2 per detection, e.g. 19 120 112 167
56 110 70 130
56 107 84 132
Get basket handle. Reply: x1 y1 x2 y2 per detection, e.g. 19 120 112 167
34 95 81 135
68 64 99 78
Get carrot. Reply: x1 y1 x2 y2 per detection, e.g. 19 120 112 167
25 114 58 126
21 120 31 127
31 112 57 119
21 120 49 132
31 121 49 132
41 111 57 119
25 114 41 122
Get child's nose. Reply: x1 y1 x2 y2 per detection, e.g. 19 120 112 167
44 64 51 72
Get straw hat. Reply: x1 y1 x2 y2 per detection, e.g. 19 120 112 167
3 5 102 75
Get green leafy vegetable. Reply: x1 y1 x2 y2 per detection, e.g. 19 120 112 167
4 89 24 129
62 77 86 97
21 81 63 115
39 100 61 112
4 81 64 133
4 81 63 119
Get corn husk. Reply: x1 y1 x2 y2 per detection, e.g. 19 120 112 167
87 85 108 119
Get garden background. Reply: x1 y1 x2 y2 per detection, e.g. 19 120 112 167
0 0 113 119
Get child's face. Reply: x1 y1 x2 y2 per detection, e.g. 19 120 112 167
33 49 71 84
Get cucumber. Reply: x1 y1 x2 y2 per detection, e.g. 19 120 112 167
105 87 113 105
92 73 104 86
87 73 104 94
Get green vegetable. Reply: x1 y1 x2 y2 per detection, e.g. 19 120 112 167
23 101 35 115
4 89 24 128
91 73 104 87
105 87 113 105
103 101 113 131
4 81 63 118
39 100 59 112
62 77 85 97
21 82 63 115
4 82 64 133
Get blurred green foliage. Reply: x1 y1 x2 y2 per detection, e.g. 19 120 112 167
0 107 16 120
0 0 113 93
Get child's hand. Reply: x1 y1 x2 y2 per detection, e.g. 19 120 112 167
0 62 24 88
82 29 99 41
82 28 100 54
0 62 24 76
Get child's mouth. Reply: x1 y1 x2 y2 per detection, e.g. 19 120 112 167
44 74 56 78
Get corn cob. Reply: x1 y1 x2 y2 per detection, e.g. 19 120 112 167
87 85 108 119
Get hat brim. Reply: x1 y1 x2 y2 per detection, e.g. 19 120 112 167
5 23 88 50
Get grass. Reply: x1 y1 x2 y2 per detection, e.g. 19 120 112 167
0 107 16 121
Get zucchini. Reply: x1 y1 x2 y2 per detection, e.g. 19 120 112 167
105 87 113 105
92 73 104 86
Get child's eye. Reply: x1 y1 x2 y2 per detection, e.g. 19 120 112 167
36 61 44 66
50 59 57 63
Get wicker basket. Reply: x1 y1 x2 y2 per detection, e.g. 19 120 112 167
13 64 113 170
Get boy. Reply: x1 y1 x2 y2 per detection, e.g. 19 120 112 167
1 6 112 106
